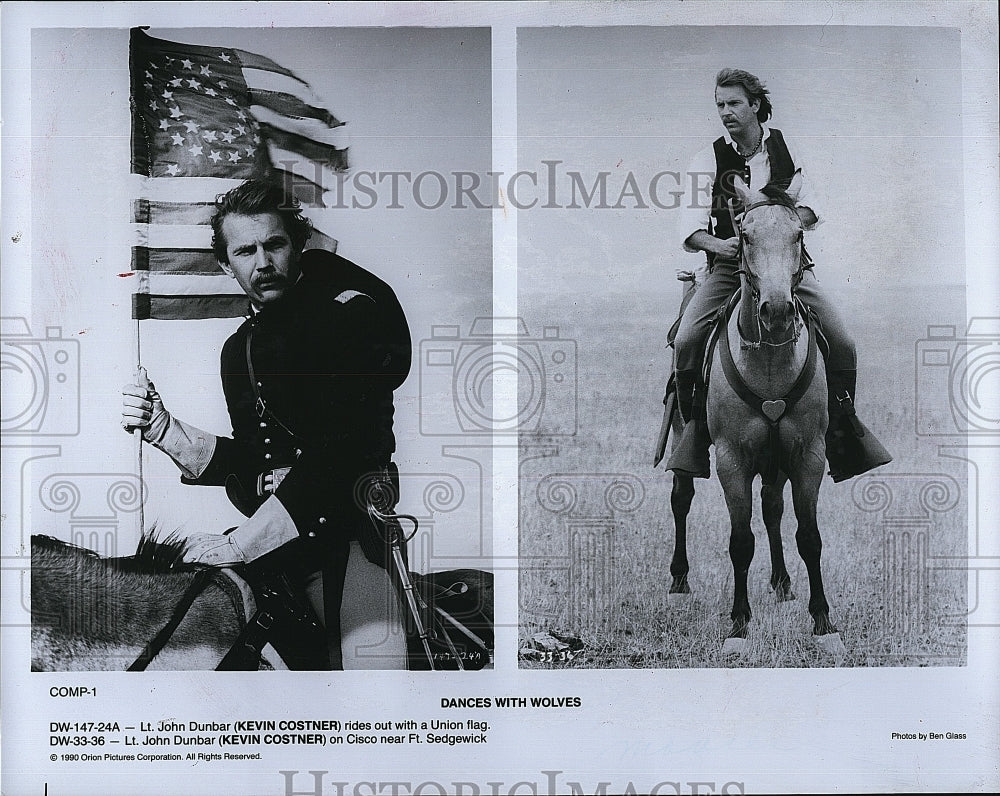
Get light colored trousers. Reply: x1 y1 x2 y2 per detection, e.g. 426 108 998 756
673 260 857 374
304 541 408 670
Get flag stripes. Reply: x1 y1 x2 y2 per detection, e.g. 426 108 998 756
129 28 347 320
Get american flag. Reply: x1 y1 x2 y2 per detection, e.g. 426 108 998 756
129 28 347 320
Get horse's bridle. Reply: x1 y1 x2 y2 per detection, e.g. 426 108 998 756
732 198 811 349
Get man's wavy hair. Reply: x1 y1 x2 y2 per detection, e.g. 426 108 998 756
211 179 313 263
716 68 773 123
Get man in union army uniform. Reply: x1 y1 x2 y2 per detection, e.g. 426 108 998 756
122 179 412 669
666 68 891 481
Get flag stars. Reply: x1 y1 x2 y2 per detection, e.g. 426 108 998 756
165 163 180 176
234 124 247 136
228 151 242 163
188 144 204 158
200 65 212 76
187 78 202 90
169 106 183 119
158 119 171 131
183 120 200 133
204 88 218 97
220 130 236 144
170 132 184 146
219 52 232 62
209 150 222 163
169 77 183 88
218 80 228 90
202 130 218 142
145 70 153 79
144 82 153 91
224 97 237 106
181 59 193 70
161 90 174 100
149 100 159 111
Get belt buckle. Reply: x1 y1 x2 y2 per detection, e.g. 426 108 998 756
257 466 291 498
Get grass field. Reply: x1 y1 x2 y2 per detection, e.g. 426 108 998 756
517 286 969 669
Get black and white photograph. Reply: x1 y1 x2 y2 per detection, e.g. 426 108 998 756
22 23 494 676
517 25 969 668
2 3 998 796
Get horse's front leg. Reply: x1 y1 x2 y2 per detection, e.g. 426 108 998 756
789 462 837 638
761 475 794 601
716 449 755 648
669 473 695 593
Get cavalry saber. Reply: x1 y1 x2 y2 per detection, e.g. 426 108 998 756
367 503 461 670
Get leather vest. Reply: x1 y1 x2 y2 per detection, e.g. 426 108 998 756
709 127 795 242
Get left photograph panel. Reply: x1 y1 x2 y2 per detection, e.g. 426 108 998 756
17 26 494 672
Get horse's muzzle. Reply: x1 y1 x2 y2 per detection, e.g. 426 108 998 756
759 299 796 338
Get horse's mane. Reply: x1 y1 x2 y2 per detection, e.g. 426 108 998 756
117 531 193 573
31 529 196 574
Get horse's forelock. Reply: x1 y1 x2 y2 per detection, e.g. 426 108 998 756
758 183 797 210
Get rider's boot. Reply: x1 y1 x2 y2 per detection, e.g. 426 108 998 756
666 369 712 479
825 368 892 483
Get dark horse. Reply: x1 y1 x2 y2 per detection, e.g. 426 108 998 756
30 533 278 671
663 173 846 657
31 533 495 671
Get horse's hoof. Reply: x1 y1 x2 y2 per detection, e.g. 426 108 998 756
815 632 846 658
722 637 748 656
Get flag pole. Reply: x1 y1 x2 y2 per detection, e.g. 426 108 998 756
133 314 146 539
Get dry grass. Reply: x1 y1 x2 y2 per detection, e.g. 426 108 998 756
519 396 968 669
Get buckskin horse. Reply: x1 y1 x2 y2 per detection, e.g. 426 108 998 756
661 172 846 657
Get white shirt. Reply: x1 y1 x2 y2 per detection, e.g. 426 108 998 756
678 124 818 252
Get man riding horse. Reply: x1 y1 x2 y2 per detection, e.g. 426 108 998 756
667 68 891 482
122 179 413 669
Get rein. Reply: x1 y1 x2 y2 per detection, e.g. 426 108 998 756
126 569 217 671
731 198 811 350
126 568 249 671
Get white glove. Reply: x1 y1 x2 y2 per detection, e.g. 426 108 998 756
122 367 216 479
181 495 299 566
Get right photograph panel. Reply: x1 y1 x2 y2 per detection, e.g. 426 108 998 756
517 26 968 669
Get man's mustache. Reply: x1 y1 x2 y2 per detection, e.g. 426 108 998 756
253 273 287 290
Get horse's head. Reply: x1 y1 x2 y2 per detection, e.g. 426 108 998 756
732 171 805 343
